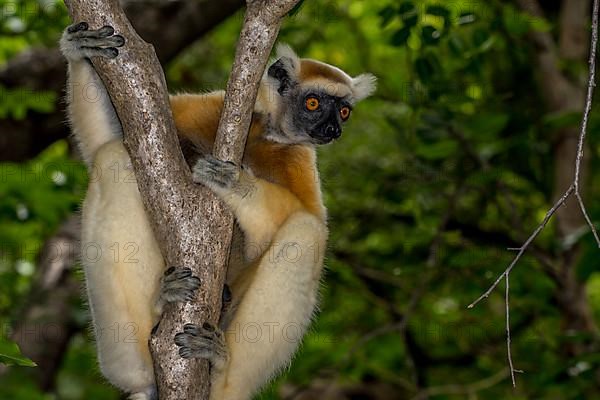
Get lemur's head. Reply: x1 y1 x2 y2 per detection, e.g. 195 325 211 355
262 45 376 145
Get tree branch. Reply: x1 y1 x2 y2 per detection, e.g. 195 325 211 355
469 0 600 386
63 0 299 398
151 0 300 397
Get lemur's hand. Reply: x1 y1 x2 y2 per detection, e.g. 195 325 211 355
192 155 241 190
60 22 125 61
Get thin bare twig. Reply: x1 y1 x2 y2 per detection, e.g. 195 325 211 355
468 184 575 308
505 273 523 386
575 0 600 247
468 0 600 387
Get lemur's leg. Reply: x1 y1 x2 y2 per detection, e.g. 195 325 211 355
61 23 200 400
59 22 125 167
192 156 304 259
174 212 327 400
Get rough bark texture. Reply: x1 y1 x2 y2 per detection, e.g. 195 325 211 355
151 1 300 398
516 0 599 342
63 1 299 399
0 0 243 162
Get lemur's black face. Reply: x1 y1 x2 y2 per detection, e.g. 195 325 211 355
267 57 354 146
292 91 353 145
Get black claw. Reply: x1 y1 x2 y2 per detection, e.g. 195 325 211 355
202 322 215 332
113 35 125 47
179 347 193 359
179 268 193 277
184 323 198 334
166 267 192 280
174 332 186 345
106 48 119 59
98 25 115 37
190 276 201 286
68 21 88 33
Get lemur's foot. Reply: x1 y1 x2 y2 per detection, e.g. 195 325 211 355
192 155 240 189
174 322 227 369
159 267 201 304
60 22 125 60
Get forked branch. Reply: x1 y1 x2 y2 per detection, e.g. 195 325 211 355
64 0 299 398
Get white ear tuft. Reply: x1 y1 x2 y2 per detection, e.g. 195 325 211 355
352 73 377 101
275 43 301 71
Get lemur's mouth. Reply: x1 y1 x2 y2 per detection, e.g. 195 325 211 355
309 134 338 145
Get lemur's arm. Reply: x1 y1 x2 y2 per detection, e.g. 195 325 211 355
60 24 200 400
60 22 125 167
170 93 223 153
192 157 304 255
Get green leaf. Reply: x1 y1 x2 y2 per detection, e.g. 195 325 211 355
426 5 450 28
502 6 530 36
0 338 37 367
542 111 581 132
530 16 552 33
464 112 510 140
448 34 465 56
421 25 441 46
391 27 411 47
415 140 458 160
379 6 397 28
415 55 439 82
398 2 418 28
458 12 476 25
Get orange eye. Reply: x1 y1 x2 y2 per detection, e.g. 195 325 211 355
306 97 319 111
340 106 351 121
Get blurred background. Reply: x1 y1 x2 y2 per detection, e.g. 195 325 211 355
0 0 599 399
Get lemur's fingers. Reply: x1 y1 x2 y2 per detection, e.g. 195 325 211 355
67 21 88 33
159 267 201 304
67 24 119 39
76 35 125 48
192 156 240 189
174 323 227 369
60 22 125 61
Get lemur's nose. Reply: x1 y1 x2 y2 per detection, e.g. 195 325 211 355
325 124 341 138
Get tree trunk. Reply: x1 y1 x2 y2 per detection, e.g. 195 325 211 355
63 0 299 398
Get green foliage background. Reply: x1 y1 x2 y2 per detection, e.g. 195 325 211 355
1 0 599 399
